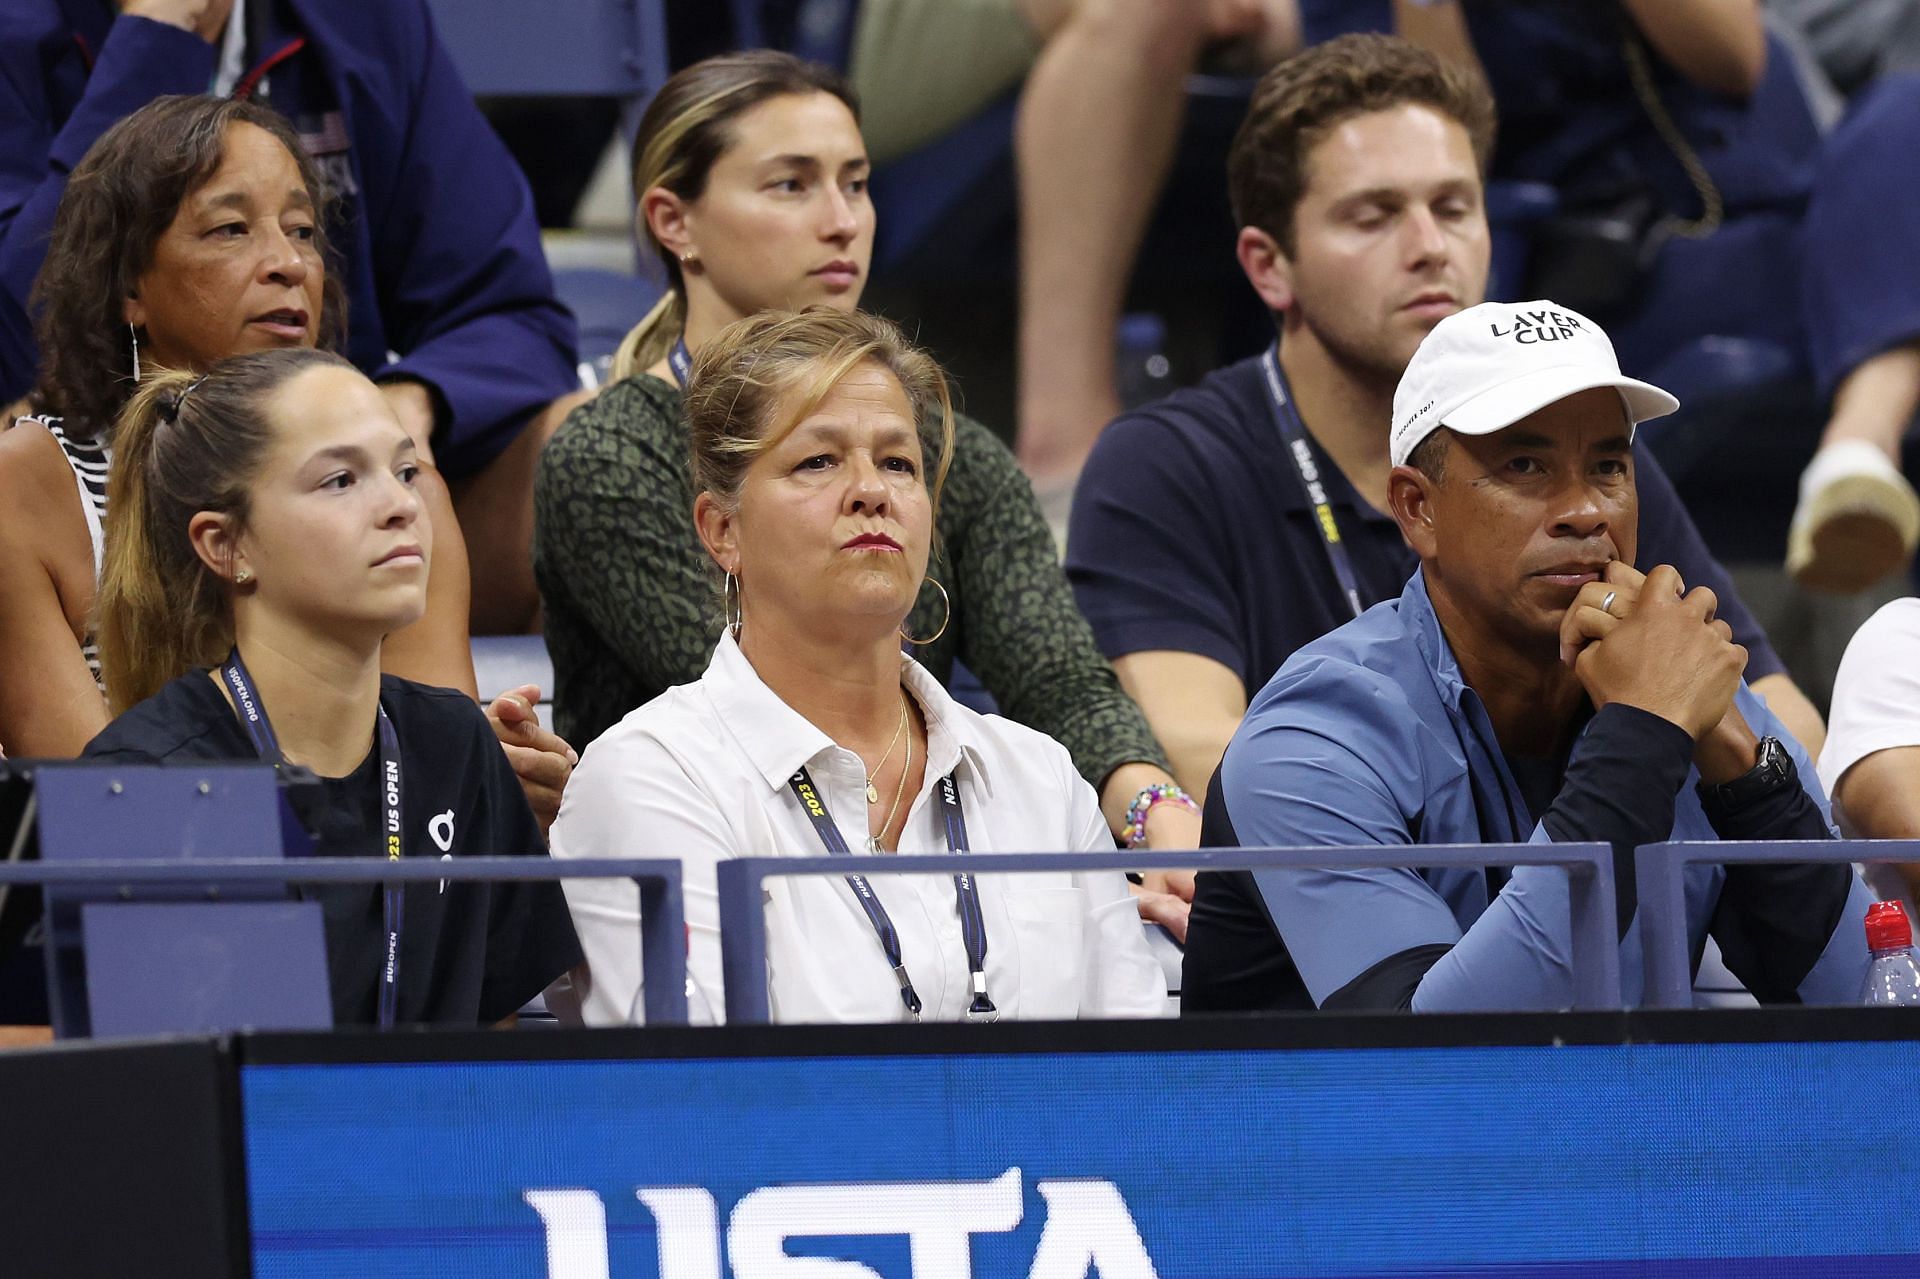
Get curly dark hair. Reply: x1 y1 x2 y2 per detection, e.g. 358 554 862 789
28 95 348 442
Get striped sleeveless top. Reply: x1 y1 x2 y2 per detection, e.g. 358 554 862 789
21 415 109 689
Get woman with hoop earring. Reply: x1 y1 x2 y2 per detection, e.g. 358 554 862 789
533 53 1202 947
548 309 1166 1024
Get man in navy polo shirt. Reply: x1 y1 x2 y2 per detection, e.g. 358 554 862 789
1065 34 1823 798
1204 298 1868 1012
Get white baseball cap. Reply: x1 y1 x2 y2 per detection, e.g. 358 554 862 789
1389 300 1679 468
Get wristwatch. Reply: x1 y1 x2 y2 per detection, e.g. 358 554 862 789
1696 735 1795 814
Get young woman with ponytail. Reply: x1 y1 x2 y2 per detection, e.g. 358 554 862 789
533 53 1201 935
83 350 580 1027
0 95 573 830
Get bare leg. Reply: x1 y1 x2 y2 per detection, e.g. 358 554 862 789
1790 341 1920 593
452 388 593 635
1823 341 1920 454
1011 0 1230 488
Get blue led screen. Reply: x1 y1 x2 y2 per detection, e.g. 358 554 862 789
242 1039 1918 1277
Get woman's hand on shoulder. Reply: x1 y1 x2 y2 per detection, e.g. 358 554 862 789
486 683 577 833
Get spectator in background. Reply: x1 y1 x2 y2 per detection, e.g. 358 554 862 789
1065 36 1820 847
1818 598 1920 911
550 308 1166 1025
1198 300 1869 1013
534 52 1199 934
0 0 583 633
850 0 1303 512
0 97 572 826
83 349 581 1026
1390 1 1920 595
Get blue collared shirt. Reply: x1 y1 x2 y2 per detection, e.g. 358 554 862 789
1217 570 1870 1010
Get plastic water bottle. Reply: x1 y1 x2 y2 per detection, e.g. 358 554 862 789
1861 900 1920 1006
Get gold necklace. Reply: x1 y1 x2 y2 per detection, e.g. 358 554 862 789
865 696 908 804
869 708 914 854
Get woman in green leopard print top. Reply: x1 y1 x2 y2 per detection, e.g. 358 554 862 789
532 52 1202 923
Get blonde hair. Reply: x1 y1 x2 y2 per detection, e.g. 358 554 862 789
610 51 860 382
97 347 352 712
685 307 955 521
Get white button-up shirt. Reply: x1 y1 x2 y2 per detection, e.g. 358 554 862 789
550 634 1167 1024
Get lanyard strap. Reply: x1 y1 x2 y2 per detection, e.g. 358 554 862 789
1259 345 1366 621
222 649 405 1028
786 765 997 1022
668 337 693 387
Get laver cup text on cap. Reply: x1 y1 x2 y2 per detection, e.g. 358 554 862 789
1489 309 1586 344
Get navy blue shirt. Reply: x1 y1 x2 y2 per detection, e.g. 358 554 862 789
1065 352 1784 691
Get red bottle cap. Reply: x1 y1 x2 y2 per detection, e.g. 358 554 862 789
1866 901 1913 953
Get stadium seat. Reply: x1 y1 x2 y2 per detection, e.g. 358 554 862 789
425 0 667 99
553 267 665 388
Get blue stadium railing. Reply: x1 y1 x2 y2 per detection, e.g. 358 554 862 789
716 842 1622 1022
1 856 687 1034
1637 839 1893 1009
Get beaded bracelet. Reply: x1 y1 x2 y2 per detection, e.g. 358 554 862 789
1122 782 1199 848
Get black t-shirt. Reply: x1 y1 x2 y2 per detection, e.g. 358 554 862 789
82 672 582 1027
1065 353 1784 691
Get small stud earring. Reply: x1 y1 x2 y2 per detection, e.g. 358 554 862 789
234 569 252 586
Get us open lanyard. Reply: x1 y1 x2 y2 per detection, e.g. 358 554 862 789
1259 344 1366 621
668 337 693 387
785 767 997 1022
221 649 406 1028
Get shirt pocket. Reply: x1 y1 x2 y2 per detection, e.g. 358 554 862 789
1002 887 1086 1019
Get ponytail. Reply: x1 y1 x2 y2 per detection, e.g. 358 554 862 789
609 289 686 385
96 347 352 712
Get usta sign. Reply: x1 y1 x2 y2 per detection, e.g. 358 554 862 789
523 1167 1161 1278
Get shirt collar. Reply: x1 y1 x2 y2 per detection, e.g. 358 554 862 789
211 0 248 95
701 634 996 799
1402 569 1472 714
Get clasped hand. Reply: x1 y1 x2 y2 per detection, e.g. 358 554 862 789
1558 563 1760 782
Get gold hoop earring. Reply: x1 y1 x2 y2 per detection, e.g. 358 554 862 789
723 570 742 639
899 576 950 647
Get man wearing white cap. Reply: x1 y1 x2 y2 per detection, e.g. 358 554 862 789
1198 298 1870 1012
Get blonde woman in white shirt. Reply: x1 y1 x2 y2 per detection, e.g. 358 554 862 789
550 307 1166 1024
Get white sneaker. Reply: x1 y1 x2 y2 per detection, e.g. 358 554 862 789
1787 439 1920 593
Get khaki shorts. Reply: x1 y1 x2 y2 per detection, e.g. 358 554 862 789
850 0 1041 162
